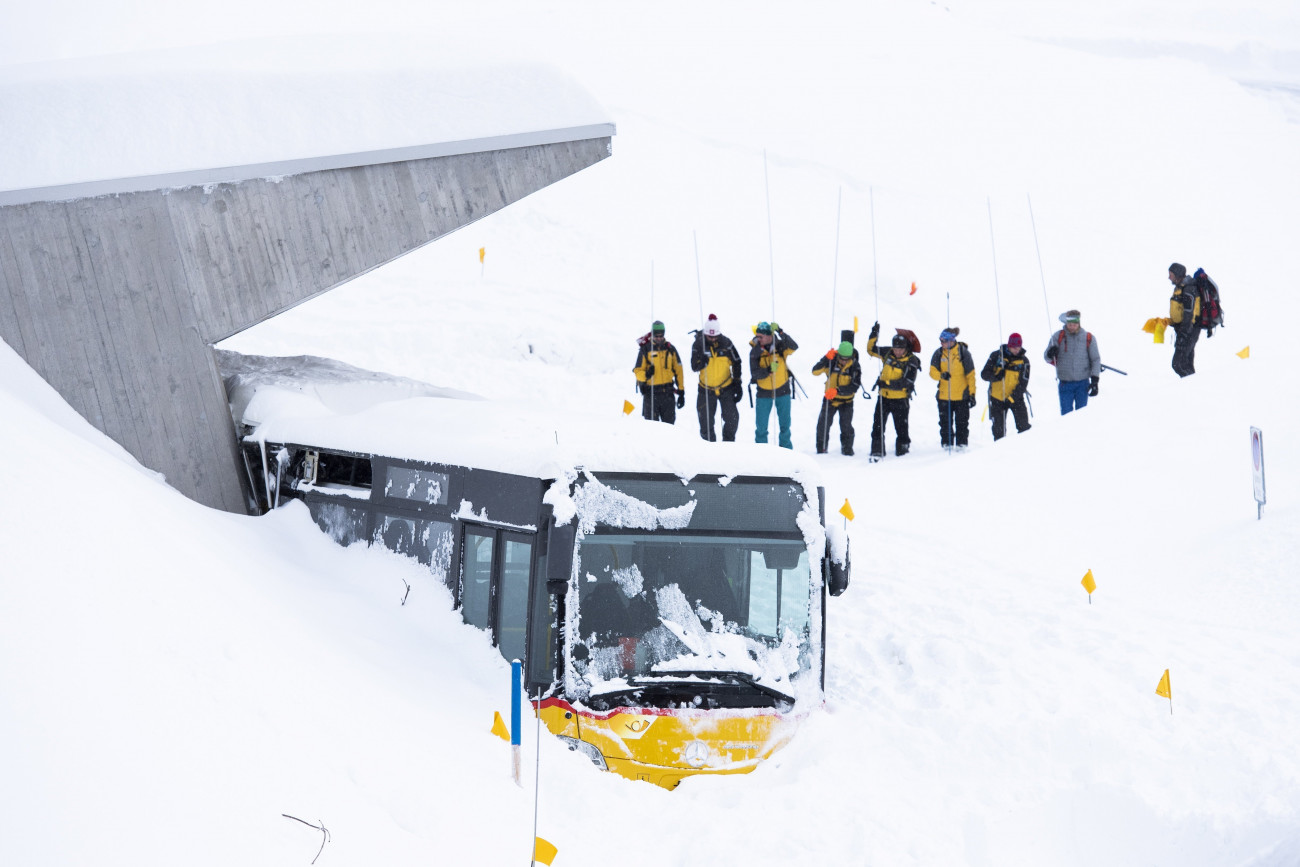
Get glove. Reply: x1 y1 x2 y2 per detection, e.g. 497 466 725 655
771 322 781 333
645 361 656 377
825 349 837 360
1088 376 1099 397
676 390 686 409
869 321 881 339
1206 327 1215 339
638 381 650 395
1045 344 1059 360
966 393 977 409
940 371 951 380
990 370 1004 381
731 383 743 404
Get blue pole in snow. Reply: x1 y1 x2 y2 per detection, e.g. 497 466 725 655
511 659 523 786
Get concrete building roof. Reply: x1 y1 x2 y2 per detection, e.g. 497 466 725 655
0 43 615 204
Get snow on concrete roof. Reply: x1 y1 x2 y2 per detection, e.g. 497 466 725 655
222 352 822 486
0 37 614 203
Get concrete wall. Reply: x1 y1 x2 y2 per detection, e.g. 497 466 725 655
0 135 611 513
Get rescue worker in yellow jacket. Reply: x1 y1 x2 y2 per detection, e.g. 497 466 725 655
811 332 862 455
749 321 799 449
690 313 743 441
1167 262 1200 378
980 332 1031 441
929 327 977 449
633 320 685 424
866 323 922 461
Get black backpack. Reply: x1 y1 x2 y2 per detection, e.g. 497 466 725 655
1194 268 1224 335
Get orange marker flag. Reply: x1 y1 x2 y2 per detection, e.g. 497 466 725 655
838 499 854 521
622 400 635 415
1237 346 1250 359
533 837 559 866
1156 669 1173 714
909 281 918 296
1081 569 1096 602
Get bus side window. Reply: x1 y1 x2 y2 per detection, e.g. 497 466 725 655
461 530 494 632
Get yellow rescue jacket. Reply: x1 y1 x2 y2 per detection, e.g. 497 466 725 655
691 334 742 392
812 350 862 406
866 334 922 400
749 332 799 398
634 340 685 390
1170 278 1200 331
929 342 976 401
980 346 1030 403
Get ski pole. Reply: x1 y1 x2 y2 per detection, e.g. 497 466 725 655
1100 363 1128 376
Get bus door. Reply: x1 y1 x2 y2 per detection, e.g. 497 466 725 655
459 526 535 664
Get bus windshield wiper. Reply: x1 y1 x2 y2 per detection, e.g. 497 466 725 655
642 668 795 706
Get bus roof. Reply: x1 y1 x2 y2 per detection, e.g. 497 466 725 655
222 352 822 486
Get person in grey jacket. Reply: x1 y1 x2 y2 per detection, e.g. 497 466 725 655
1043 309 1101 415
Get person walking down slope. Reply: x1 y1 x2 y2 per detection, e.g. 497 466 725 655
633 320 686 424
1043 310 1101 415
812 335 862 455
749 321 799 449
865 323 922 461
1167 262 1201 378
930 328 976 450
690 313 744 441
981 332 1032 441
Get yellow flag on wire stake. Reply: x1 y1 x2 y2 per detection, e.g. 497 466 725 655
1156 669 1173 714
838 499 854 521
622 400 635 415
490 711 510 741
533 837 558 866
1081 569 1096 603
1237 346 1250 359
853 316 859 333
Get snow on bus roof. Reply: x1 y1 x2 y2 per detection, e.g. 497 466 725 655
222 352 821 486
0 37 613 199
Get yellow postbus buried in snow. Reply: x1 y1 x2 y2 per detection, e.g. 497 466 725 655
225 352 850 789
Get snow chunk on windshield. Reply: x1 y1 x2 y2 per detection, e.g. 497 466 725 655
571 472 696 534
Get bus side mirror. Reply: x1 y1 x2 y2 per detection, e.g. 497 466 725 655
825 537 850 597
546 520 576 595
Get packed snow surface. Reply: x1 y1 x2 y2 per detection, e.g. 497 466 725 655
3 1 1300 866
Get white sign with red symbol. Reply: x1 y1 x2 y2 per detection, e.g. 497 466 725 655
1250 427 1266 510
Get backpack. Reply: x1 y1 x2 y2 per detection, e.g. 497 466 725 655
1193 268 1225 335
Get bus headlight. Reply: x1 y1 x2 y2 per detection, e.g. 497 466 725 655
557 736 607 770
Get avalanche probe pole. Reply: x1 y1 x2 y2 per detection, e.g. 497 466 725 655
1028 194 1054 335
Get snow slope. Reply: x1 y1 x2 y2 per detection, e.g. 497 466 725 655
3 2 1300 865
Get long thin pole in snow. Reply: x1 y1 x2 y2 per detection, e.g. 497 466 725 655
1028 194 1053 334
763 149 777 322
693 231 705 327
987 197 1005 343
650 260 655 322
829 186 843 344
870 186 879 323
531 688 544 865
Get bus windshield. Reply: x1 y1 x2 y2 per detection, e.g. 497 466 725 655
572 532 814 704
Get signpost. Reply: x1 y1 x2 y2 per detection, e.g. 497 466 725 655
1250 427 1266 520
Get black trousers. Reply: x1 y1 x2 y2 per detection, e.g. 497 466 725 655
641 387 676 424
870 397 911 456
989 398 1031 440
1172 326 1200 377
937 398 970 447
815 400 855 453
697 387 739 441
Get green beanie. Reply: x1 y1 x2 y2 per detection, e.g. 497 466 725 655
651 320 665 334
838 341 854 357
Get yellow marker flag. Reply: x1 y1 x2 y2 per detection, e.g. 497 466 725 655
622 400 635 415
853 316 859 333
1156 669 1171 699
838 499 854 521
1081 569 1096 595
1237 346 1250 359
533 837 558 866
479 247 486 264
491 711 510 742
